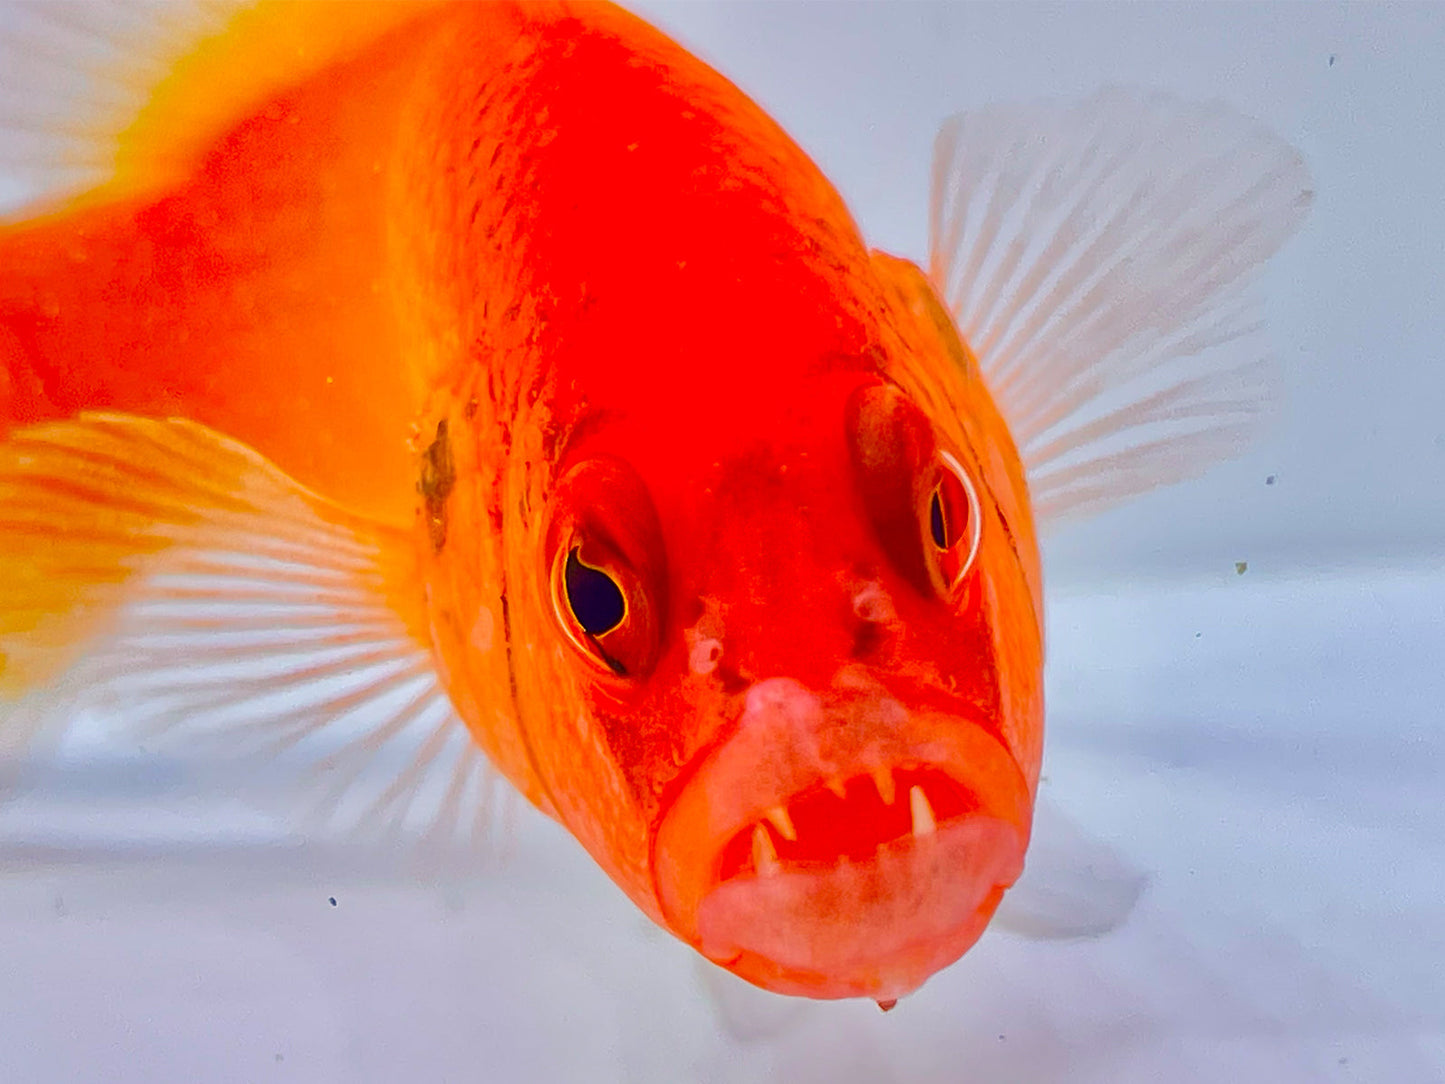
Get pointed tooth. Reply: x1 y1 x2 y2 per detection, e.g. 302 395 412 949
909 784 936 837
871 767 896 806
876 998 898 1013
765 805 797 841
752 823 780 876
825 776 847 799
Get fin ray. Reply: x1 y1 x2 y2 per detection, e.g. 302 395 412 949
0 1 447 211
0 412 500 849
929 88 1312 526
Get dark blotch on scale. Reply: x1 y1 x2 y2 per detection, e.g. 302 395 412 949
420 419 457 552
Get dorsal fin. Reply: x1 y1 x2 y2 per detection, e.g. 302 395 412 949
928 88 1313 526
0 0 445 212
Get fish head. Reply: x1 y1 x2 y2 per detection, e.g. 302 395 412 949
519 283 1044 1001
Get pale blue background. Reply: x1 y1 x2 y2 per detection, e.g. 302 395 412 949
1 3 1442 1081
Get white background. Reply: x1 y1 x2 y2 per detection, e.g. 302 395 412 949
1 3 1442 1082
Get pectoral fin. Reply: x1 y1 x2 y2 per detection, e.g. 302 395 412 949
993 795 1148 940
929 88 1313 525
0 413 494 845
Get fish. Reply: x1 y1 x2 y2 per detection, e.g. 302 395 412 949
0 1 1311 1004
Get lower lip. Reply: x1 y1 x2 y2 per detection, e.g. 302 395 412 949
695 814 1025 1000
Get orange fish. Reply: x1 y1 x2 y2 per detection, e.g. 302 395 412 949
0 2 1310 1003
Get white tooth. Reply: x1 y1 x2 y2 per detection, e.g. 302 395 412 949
752 823 781 876
825 776 847 799
765 805 797 841
909 785 936 838
872 767 896 806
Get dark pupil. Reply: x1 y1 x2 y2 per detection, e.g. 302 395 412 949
929 489 949 549
564 548 625 635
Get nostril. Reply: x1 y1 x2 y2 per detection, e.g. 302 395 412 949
851 581 895 624
689 637 723 675
851 619 887 659
849 581 897 660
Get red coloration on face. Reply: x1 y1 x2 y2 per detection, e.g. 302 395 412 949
533 354 1040 999
455 13 1047 987
425 14 1046 997
400 5 1046 1000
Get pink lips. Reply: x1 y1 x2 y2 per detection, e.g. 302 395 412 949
653 677 1032 1000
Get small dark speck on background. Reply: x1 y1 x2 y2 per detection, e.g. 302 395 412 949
1338 1055 1349 1066
1235 561 1248 575
1329 53 1337 67
275 1053 284 1064
328 897 337 907
1195 631 1202 638
1266 474 1276 485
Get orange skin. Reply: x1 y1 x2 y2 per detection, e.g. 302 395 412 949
0 2 1042 999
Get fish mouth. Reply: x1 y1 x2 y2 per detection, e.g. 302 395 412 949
653 678 1031 1001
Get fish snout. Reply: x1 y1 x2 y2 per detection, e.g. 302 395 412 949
653 677 1031 1000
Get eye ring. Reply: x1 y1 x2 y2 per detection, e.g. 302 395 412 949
542 456 668 681
551 542 630 676
928 449 983 594
563 547 626 637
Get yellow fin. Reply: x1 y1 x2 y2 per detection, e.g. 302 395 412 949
0 0 445 211
928 88 1313 526
0 413 495 847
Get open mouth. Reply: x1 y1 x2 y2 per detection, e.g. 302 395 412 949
715 766 976 879
652 679 1033 1002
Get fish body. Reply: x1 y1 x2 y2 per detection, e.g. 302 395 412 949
0 1 1308 1002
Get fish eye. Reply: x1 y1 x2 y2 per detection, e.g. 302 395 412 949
564 547 625 636
545 457 668 679
925 450 983 594
847 382 983 599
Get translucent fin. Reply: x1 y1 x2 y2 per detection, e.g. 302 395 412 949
928 88 1313 525
992 795 1147 940
0 413 495 847
0 1 237 204
0 1 443 210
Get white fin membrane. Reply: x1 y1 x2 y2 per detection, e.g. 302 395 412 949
929 87 1313 525
0 414 499 850
0 1 239 205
